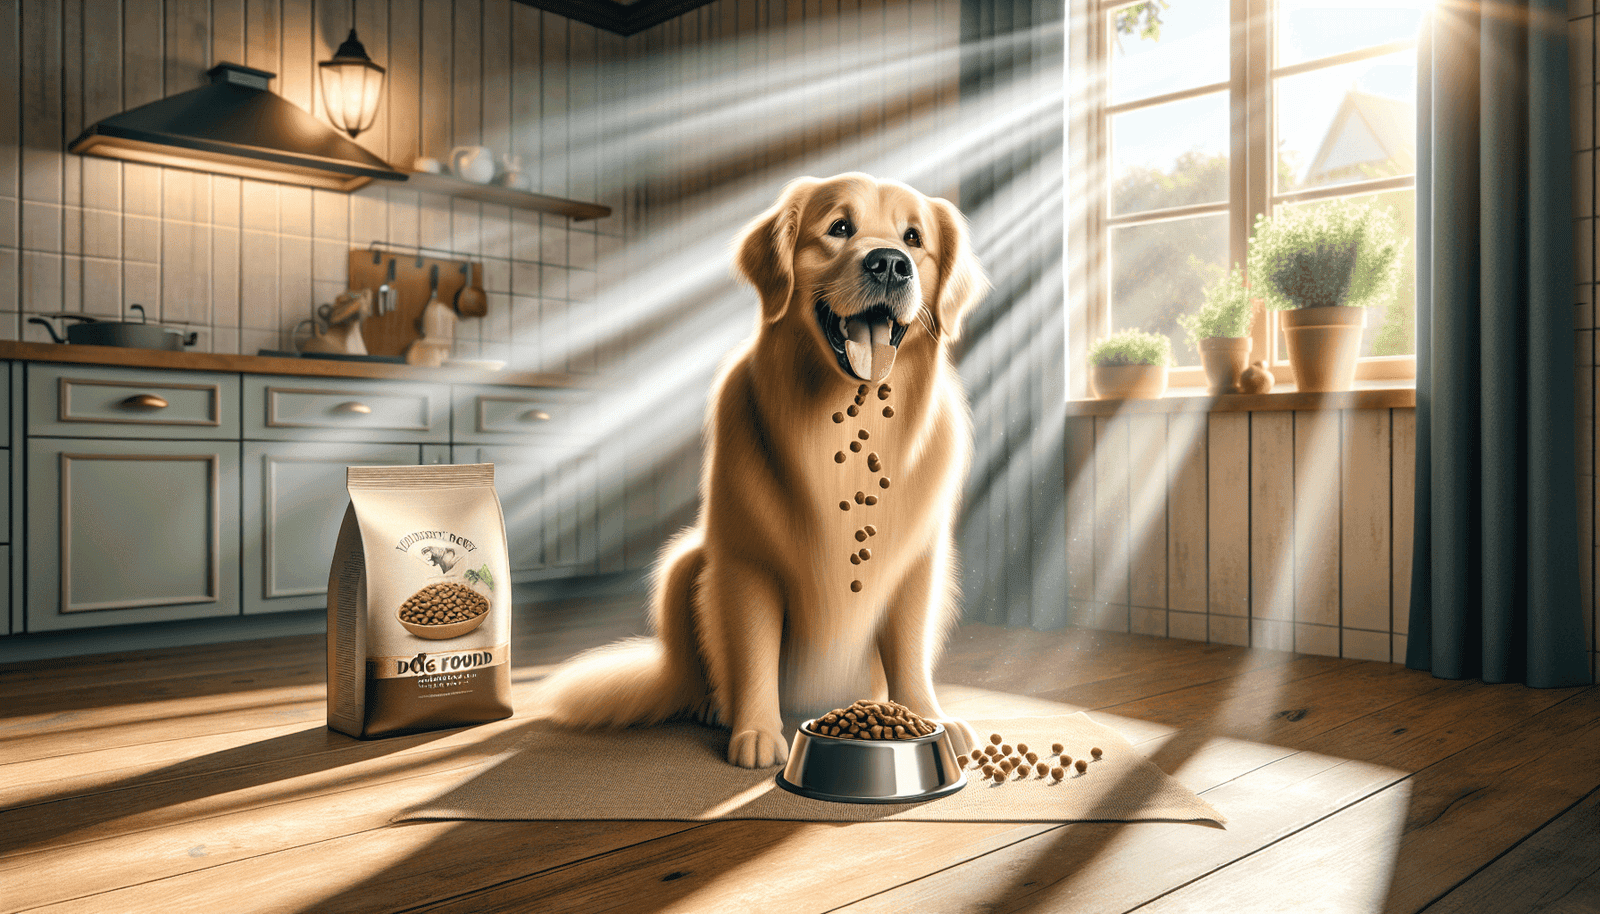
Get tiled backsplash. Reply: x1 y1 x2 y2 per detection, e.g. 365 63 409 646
1 0 625 371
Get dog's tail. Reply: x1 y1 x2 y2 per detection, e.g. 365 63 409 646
531 530 707 728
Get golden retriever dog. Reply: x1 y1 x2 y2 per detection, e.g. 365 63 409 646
535 173 987 767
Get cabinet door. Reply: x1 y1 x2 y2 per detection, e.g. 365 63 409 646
27 438 241 631
451 444 598 582
242 441 422 614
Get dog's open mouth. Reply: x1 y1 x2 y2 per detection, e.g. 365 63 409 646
817 300 909 383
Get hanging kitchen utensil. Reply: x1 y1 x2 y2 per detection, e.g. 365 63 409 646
348 247 481 358
456 261 488 317
407 264 456 367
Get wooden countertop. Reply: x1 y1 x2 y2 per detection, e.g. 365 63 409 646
0 341 583 388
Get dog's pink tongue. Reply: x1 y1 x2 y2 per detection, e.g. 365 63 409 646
845 318 897 382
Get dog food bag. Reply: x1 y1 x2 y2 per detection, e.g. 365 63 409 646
326 463 513 739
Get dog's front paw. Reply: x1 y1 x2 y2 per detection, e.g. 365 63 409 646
728 727 789 768
931 716 978 757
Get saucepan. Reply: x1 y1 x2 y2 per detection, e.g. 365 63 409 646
29 305 198 351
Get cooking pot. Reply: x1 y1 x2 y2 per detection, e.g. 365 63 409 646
29 305 198 351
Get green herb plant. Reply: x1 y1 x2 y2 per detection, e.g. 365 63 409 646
1178 266 1255 349
464 565 495 592
1089 328 1172 367
1247 198 1405 311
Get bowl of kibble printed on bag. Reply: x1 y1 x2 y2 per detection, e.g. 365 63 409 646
776 699 966 804
396 571 493 640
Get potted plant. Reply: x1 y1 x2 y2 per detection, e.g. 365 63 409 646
1247 198 1404 392
1089 328 1172 400
1178 266 1255 395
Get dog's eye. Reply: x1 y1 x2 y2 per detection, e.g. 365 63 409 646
904 227 923 248
828 219 854 238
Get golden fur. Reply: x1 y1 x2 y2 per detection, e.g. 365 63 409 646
534 173 987 767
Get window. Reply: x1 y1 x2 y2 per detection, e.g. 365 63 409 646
1073 0 1425 393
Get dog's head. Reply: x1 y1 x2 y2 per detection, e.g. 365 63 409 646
735 173 987 384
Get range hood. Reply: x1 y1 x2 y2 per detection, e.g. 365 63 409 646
68 63 407 192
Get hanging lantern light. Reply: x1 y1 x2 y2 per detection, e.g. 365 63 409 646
319 28 385 139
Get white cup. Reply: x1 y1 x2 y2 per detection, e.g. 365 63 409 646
449 146 496 184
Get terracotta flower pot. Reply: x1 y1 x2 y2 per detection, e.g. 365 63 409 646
1279 306 1366 392
1199 337 1252 395
1090 363 1168 400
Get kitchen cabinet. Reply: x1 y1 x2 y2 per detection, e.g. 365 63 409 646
0 355 599 645
241 441 421 615
26 436 242 631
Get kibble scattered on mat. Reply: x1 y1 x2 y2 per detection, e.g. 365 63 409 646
970 729 1108 787
807 699 935 740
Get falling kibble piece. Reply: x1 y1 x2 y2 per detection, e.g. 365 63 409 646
990 733 1003 745
840 501 850 511
848 405 860 417
859 548 871 561
851 580 862 592
1075 759 1088 773
855 491 866 504
858 384 869 395
850 441 862 452
858 430 870 440
850 554 861 565
867 456 881 472
1091 747 1103 759
1051 742 1064 755
1016 743 1029 755
856 530 868 542
835 451 846 463
883 406 894 418
865 525 877 536
832 412 844 423
878 386 891 400
855 395 865 406
1050 766 1065 781
880 477 891 489
865 495 878 505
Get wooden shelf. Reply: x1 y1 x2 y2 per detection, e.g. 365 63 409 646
399 171 611 221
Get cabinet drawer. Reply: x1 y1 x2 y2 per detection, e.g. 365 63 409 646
29 365 240 439
451 386 589 443
244 376 449 442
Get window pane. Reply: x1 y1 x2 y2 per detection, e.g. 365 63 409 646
1111 92 1229 216
1269 188 1417 360
1275 50 1416 194
1109 0 1230 105
1277 0 1426 68
1111 213 1230 368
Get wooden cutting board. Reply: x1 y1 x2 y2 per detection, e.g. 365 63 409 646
346 250 486 358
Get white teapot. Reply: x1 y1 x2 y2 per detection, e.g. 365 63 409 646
449 146 496 184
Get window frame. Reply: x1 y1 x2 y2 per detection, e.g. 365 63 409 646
1074 0 1420 396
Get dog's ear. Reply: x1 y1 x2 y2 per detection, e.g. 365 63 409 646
736 177 819 324
929 197 988 343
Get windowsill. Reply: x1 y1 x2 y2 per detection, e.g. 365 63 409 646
1064 379 1416 416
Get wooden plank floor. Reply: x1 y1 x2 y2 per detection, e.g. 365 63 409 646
3 588 1598 914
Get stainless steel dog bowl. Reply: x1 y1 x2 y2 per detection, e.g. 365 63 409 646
776 720 966 804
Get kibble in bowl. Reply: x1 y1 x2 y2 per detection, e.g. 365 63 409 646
778 699 966 804
396 581 492 640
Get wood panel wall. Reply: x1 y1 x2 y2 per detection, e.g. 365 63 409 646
1066 408 1417 663
1573 1 1599 683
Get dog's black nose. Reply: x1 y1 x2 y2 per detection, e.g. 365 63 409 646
863 248 913 286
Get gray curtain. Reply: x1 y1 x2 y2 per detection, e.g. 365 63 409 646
1408 0 1590 686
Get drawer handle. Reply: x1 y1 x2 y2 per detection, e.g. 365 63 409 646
333 401 373 415
521 409 552 423
119 393 169 411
